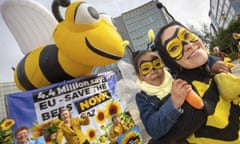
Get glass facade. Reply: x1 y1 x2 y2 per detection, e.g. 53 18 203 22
122 1 168 51
209 0 240 33
93 0 170 78
0 82 20 118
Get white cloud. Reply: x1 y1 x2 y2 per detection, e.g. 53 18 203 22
0 0 210 82
161 0 210 28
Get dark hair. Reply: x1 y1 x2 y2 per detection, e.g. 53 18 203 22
15 126 29 137
131 50 152 75
111 114 120 122
151 21 186 73
58 108 71 120
153 21 186 51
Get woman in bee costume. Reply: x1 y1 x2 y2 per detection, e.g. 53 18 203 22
150 21 240 144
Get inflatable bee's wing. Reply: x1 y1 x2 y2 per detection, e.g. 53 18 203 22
1 0 57 54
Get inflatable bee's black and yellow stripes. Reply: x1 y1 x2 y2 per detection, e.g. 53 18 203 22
14 0 128 91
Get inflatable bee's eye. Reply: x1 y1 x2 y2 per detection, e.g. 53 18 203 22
75 2 100 24
99 13 116 27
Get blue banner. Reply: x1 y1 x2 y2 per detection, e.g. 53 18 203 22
6 71 139 143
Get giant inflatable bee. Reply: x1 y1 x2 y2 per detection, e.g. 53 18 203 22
10 0 128 91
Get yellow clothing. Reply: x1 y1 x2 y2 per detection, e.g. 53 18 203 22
214 73 240 105
186 76 240 144
233 33 240 46
109 122 129 144
57 117 90 144
233 33 240 40
136 69 173 100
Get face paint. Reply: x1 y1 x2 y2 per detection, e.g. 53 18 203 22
163 27 199 60
139 57 164 76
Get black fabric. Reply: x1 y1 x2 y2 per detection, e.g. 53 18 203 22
39 44 74 83
16 53 36 90
147 66 212 143
176 64 213 84
194 81 240 141
151 103 206 144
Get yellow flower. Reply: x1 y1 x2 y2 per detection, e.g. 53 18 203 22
129 123 135 129
121 131 142 144
0 119 15 130
95 109 107 124
3 135 11 142
31 122 51 141
31 122 46 138
31 120 59 143
105 101 122 118
99 135 108 143
87 128 97 141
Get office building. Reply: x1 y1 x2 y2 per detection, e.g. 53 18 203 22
0 82 20 119
94 0 171 78
209 0 240 34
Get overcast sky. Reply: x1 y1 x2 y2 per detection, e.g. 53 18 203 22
0 0 210 83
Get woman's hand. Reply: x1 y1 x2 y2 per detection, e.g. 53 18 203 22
171 79 191 109
211 60 229 74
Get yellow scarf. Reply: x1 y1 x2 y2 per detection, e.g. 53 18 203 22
136 69 173 100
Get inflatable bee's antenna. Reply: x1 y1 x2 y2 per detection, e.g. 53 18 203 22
127 45 134 54
52 0 71 22
156 2 175 21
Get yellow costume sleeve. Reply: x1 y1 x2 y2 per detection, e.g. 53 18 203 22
109 126 118 144
56 123 63 144
122 123 130 132
235 33 240 39
214 73 240 105
223 57 235 68
79 116 90 125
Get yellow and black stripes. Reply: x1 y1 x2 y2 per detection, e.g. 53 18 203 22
15 45 72 90
195 104 239 140
187 79 240 143
14 45 93 91
39 45 74 83
14 0 126 91
15 53 35 90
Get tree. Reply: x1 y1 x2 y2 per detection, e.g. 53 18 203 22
210 17 240 59
187 23 212 48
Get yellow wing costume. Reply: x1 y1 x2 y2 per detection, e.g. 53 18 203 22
233 32 240 46
214 73 240 105
224 57 235 68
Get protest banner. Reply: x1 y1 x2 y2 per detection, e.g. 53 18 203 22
6 71 140 143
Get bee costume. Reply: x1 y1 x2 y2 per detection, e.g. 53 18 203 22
151 21 240 144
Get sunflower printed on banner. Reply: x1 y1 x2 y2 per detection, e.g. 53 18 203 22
118 125 143 144
0 118 15 144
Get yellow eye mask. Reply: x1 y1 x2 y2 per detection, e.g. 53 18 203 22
164 27 199 60
139 57 164 76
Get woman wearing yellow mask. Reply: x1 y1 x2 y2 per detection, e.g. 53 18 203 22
151 21 240 144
